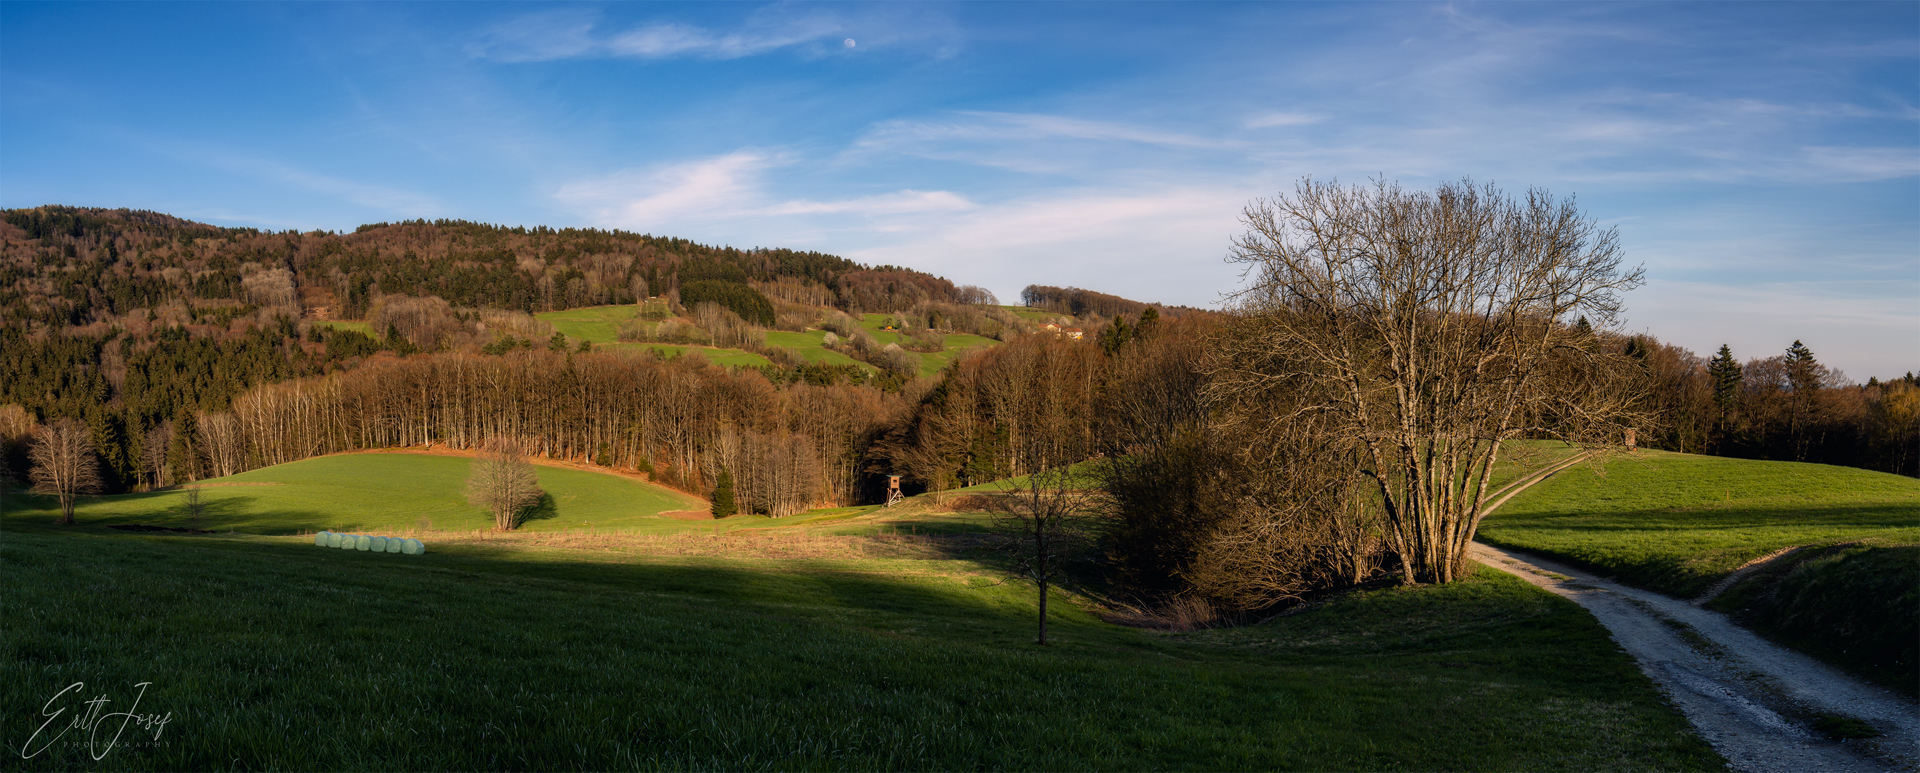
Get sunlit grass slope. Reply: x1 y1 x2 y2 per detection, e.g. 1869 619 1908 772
535 303 637 342
1479 449 1920 597
1 523 1719 771
1 453 706 536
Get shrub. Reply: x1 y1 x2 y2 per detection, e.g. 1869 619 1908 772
711 469 737 518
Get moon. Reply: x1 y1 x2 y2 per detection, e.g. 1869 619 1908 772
843 38 856 48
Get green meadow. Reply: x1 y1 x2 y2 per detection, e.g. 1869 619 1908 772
2 482 1718 771
1480 449 1920 693
1 454 706 536
859 313 1000 376
534 304 639 343
309 319 371 335
1479 449 1920 597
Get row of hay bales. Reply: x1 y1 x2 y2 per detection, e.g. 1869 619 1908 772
315 531 426 555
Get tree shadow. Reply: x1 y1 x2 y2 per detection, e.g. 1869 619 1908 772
516 493 559 527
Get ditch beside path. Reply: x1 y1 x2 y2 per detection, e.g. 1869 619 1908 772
1472 542 1918 773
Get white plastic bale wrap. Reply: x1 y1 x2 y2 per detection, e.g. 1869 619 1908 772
354 535 372 551
339 534 359 549
314 531 331 547
402 538 424 555
326 532 344 548
369 536 388 552
385 537 403 554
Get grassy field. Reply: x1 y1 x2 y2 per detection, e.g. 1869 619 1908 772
764 329 875 372
1 513 1720 770
858 314 1000 377
1479 449 1920 694
1 453 708 536
534 304 638 343
1479 449 1920 597
309 319 371 335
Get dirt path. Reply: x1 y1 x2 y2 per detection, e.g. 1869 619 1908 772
1472 543 1918 772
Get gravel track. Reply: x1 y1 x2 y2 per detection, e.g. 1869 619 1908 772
1473 542 1917 772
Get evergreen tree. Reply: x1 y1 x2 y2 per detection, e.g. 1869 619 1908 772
1135 306 1160 339
1783 340 1825 461
1708 344 1742 434
548 331 569 352
710 468 736 518
1100 316 1133 356
166 412 200 484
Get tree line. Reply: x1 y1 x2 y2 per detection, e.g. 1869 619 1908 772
1626 336 1917 477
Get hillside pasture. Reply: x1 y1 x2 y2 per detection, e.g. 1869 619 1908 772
1479 449 1920 597
1479 449 1920 693
0 515 1719 771
535 303 638 343
1 452 707 536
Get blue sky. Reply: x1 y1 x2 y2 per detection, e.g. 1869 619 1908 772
3 2 1915 378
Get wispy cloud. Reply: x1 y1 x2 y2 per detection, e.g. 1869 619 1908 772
552 152 976 235
553 152 777 229
470 9 850 62
1245 112 1324 128
763 190 974 217
864 111 1230 152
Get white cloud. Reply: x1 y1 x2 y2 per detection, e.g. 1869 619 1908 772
1245 112 1325 128
840 185 1254 308
607 18 841 60
552 153 976 233
553 152 775 229
470 10 848 62
864 111 1230 151
763 190 975 217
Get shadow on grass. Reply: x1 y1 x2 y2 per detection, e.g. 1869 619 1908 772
519 492 560 526
1484 502 1920 534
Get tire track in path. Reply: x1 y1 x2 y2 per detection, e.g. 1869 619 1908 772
1472 542 1918 773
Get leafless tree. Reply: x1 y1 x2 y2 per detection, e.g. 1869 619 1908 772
142 422 172 490
466 437 544 530
182 485 207 528
989 464 1094 645
29 418 104 525
199 412 246 479
1216 178 1649 584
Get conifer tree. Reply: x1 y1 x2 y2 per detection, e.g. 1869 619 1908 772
1707 344 1742 436
710 468 737 518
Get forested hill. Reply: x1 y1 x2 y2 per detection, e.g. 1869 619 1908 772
0 205 968 328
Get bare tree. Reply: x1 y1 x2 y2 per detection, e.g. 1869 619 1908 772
30 418 104 525
1216 178 1649 584
465 437 544 530
989 465 1094 645
182 485 207 529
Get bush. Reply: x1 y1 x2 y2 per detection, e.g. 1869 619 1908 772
710 469 737 518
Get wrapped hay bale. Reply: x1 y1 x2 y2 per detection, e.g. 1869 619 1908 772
339 534 359 549
326 532 345 548
369 536 388 552
354 535 372 551
314 531 332 547
385 537 403 554
402 538 424 556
